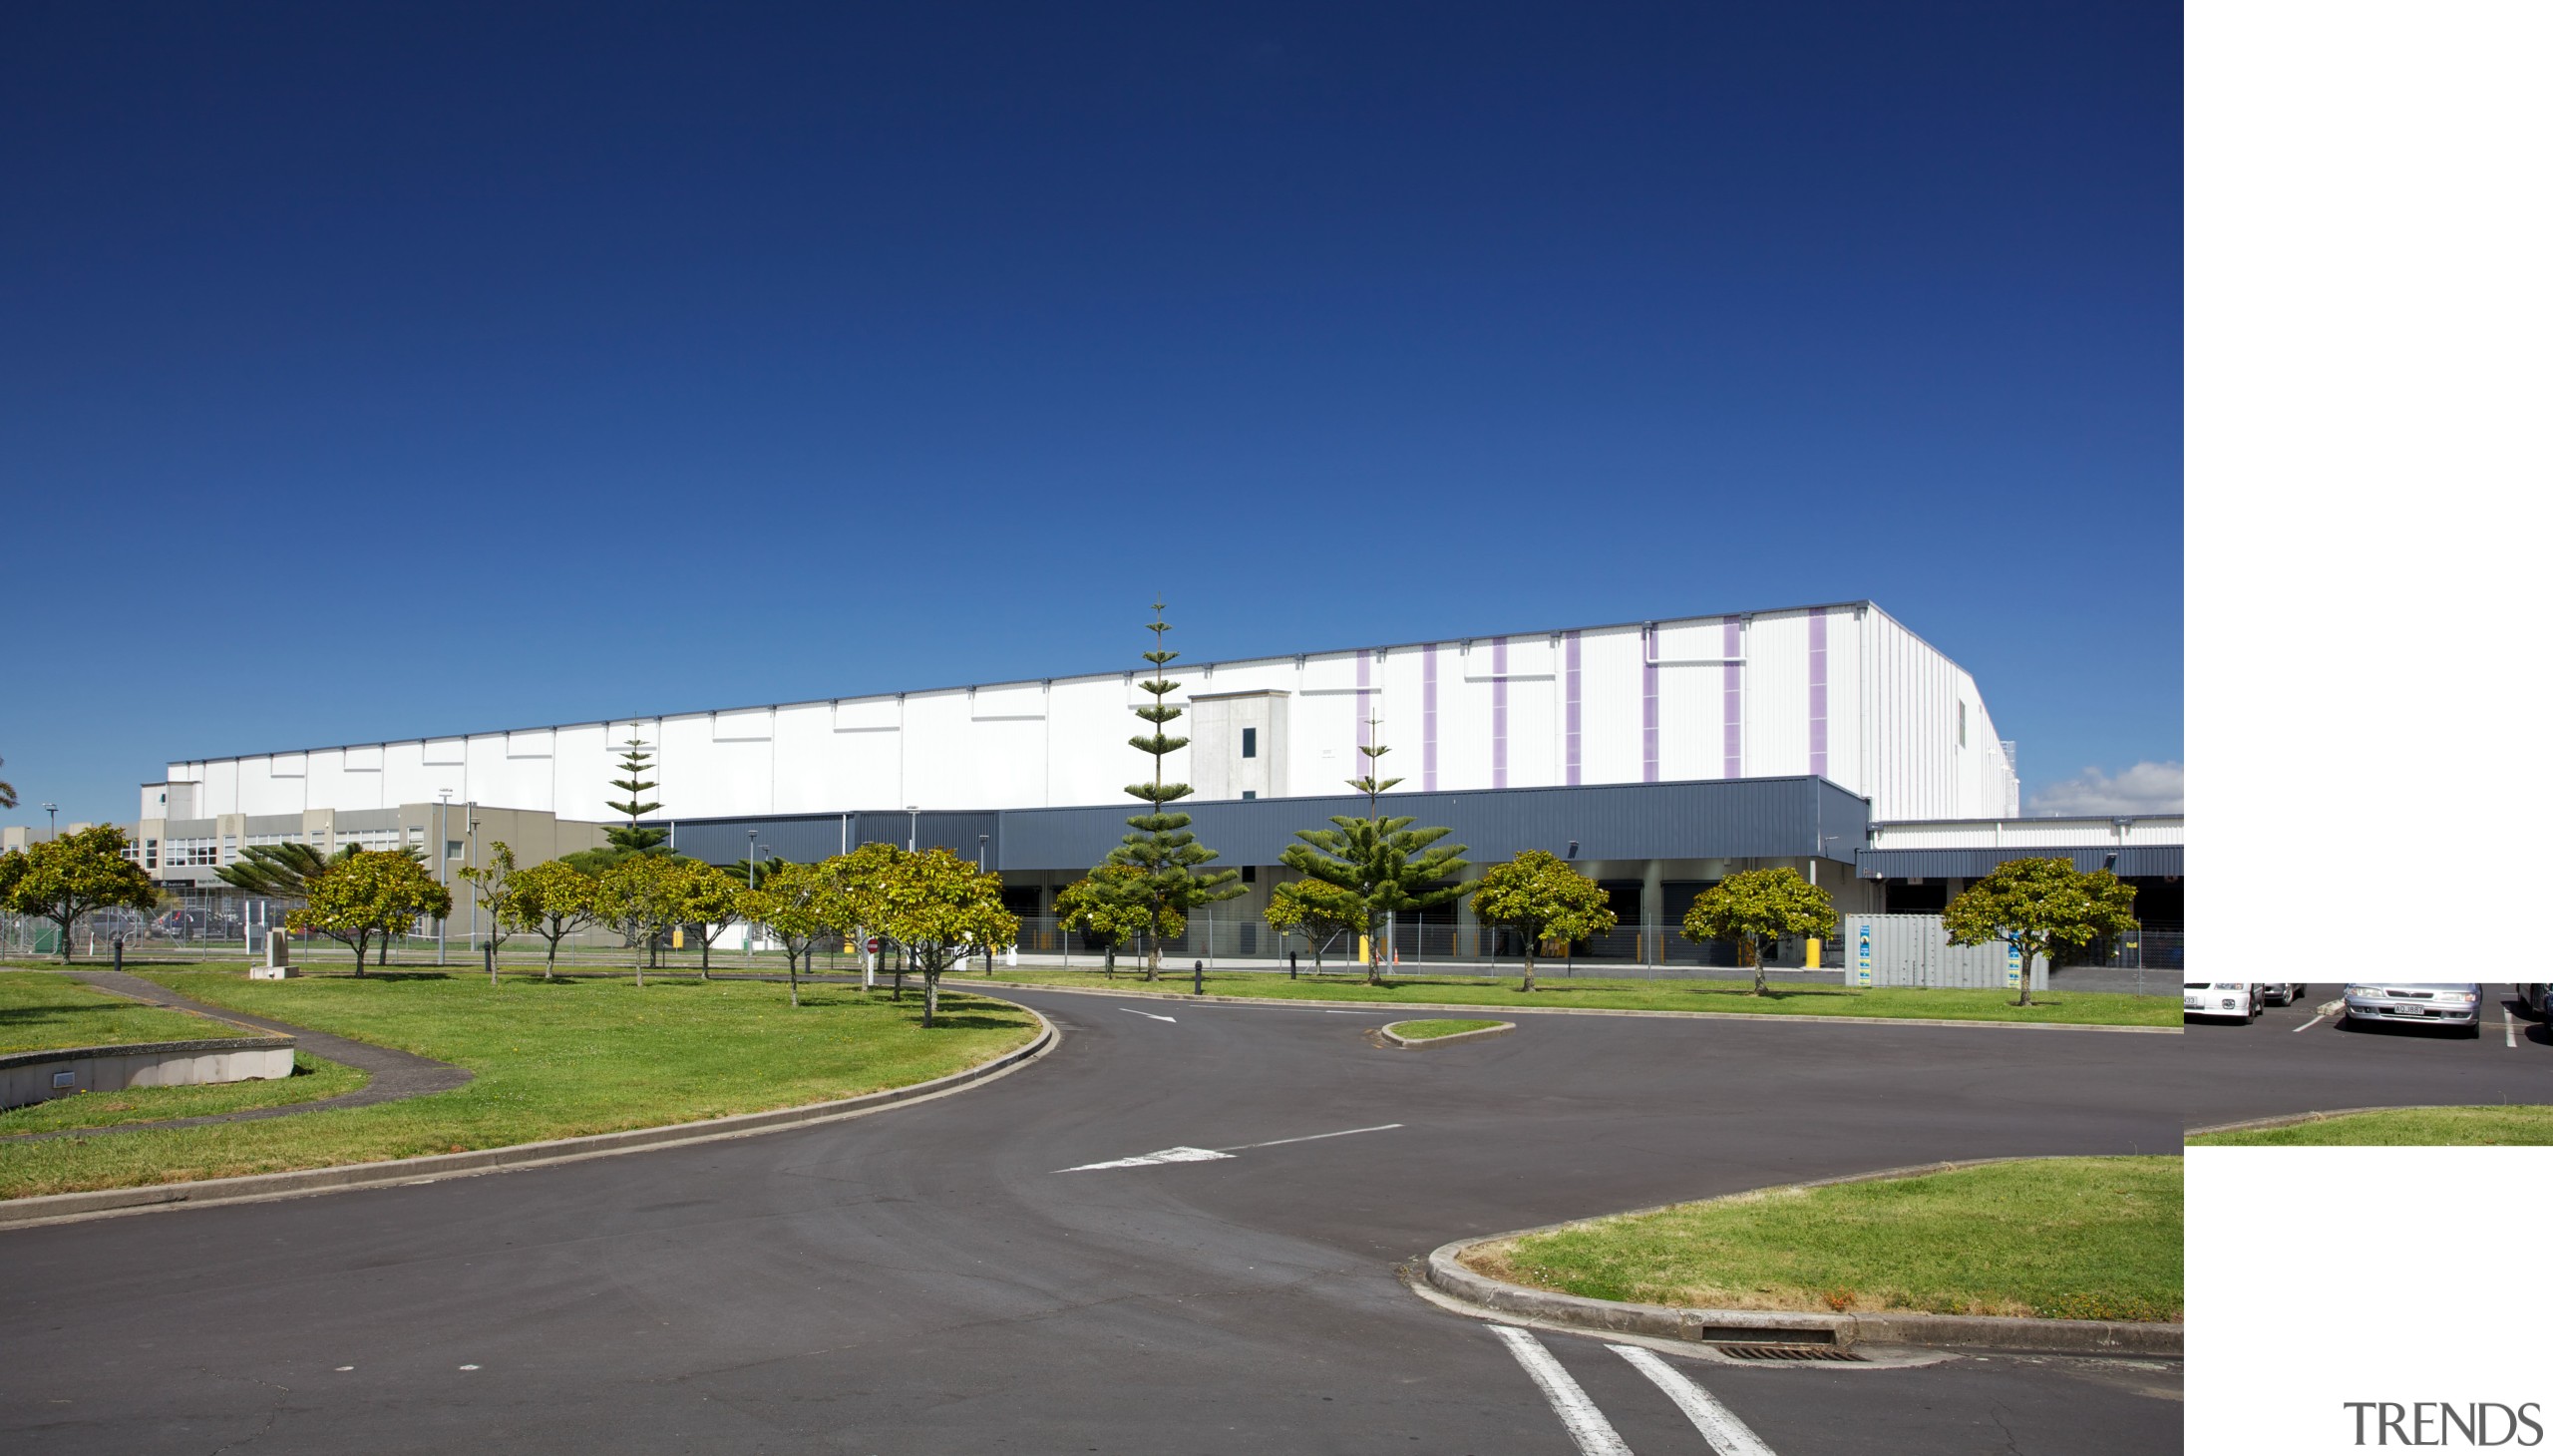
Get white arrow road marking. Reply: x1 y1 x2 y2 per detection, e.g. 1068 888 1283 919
1611 1344 1778 1456
1119 1008 1178 1022
1057 1146 1236 1172
1490 1326 1635 1456
1056 1123 1403 1172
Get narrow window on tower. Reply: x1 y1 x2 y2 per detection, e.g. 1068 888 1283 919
1958 702 1968 748
1242 727 1259 759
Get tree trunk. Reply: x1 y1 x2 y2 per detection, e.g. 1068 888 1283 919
1521 934 1538 994
702 927 712 981
1103 942 1115 979
52 912 72 962
922 969 937 1027
545 935 558 981
788 946 800 1007
2015 941 2034 1006
634 931 645 988
1751 938 1768 996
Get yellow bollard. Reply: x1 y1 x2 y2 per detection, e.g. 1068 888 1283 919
1804 936 1819 969
672 926 684 950
1358 933 1371 965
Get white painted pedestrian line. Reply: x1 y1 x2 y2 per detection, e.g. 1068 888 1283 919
1224 1122 1402 1151
1057 1123 1404 1172
1119 1008 1178 1022
1490 1326 1635 1456
1611 1343 1779 1456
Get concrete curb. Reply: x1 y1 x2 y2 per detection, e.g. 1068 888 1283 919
1419 1156 2183 1358
2183 1104 2467 1139
971 977 2179 1034
1380 1019 1516 1049
0 1006 1056 1232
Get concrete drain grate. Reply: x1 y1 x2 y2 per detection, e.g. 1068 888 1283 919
1712 1342 1868 1362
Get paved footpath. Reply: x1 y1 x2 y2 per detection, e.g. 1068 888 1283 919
2 986 2188 1454
0 970 475 1140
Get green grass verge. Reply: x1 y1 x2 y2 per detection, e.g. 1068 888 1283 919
0 966 1038 1201
0 1052 368 1137
981 967 2175 1027
2188 1106 2553 1146
0 969 250 1053
1469 1156 2182 1321
1387 1018 1505 1040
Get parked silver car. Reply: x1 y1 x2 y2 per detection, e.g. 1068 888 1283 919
2185 981 2263 1021
2260 982 2309 1006
2342 982 2484 1036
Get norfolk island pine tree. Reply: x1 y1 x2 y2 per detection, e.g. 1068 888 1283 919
1101 601 1242 980
1277 729 1468 984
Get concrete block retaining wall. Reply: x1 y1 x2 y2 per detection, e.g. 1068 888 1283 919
0 1038 297 1110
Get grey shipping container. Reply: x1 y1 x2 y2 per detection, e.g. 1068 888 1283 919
1843 913 2043 989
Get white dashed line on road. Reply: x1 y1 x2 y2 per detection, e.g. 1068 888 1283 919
1611 1343 1779 1456
1489 1325 1634 1456
1224 1122 1402 1151
2293 1013 2327 1033
2507 1008 2519 1048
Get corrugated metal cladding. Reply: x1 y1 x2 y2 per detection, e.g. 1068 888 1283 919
997 776 1868 873
660 812 1002 869
1854 846 2183 879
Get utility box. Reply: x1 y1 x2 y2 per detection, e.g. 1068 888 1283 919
250 928 296 979
1845 914 2042 989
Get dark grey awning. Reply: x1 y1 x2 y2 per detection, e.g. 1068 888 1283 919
1854 845 2182 879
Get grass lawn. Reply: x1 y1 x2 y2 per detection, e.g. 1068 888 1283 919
1387 1018 1505 1040
0 1052 368 1137
2188 1106 2553 1146
981 967 2175 1027
1467 1156 2182 1322
0 965 1038 1201
0 969 255 1053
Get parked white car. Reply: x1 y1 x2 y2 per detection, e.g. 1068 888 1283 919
2342 982 2484 1036
2185 981 2264 1021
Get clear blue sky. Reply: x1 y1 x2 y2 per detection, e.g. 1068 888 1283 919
1 2 2180 828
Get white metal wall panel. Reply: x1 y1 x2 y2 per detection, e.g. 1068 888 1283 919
423 737 466 765
713 708 773 742
971 683 1045 720
1579 625 1644 785
1650 618 1727 663
1433 653 1492 795
1653 664 1715 781
833 697 900 732
508 729 553 758
1290 687 1359 797
1046 676 1128 807
1745 612 1811 779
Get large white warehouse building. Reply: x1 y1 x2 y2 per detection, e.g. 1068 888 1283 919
126 600 2181 964
159 600 2018 827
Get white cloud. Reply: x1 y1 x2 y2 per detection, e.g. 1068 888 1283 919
2024 761 2183 817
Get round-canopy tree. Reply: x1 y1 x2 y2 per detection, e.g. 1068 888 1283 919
0 825 159 961
1056 865 1175 979
1680 868 1835 996
1941 857 2138 1006
1469 851 1618 993
287 848 452 975
1263 877 1363 976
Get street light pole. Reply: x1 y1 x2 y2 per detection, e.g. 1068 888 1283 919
42 804 58 840
907 806 918 853
436 790 452 965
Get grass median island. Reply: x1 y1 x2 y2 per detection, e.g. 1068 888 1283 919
1465 1157 2181 1322
2189 1106 2553 1146
0 965 1039 1201
0 1052 368 1137
1386 1018 1504 1040
983 967 2175 1027
0 969 251 1053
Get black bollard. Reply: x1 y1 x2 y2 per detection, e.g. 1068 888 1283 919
1193 958 1203 994
114 936 123 973
1288 950 1297 980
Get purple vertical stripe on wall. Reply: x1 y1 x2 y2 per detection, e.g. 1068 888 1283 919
1565 630 1582 785
1492 635 1509 789
1641 625 1659 783
1356 649 1372 758
1808 610 1828 778
1722 616 1743 779
1422 643 1438 791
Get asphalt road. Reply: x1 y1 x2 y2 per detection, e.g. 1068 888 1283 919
2178 984 2551 1128
1 988 2186 1455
